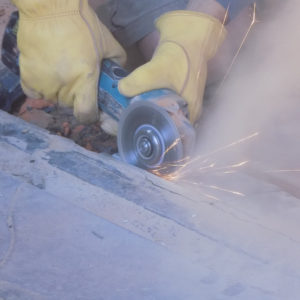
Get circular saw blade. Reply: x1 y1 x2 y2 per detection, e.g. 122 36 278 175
117 101 184 174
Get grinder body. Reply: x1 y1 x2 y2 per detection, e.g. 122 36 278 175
1 12 195 174
99 59 195 174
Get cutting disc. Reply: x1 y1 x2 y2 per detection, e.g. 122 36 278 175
117 101 184 174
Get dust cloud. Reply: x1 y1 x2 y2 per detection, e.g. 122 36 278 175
162 2 300 297
183 0 300 186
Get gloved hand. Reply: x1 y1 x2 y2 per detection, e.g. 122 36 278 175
119 11 226 124
11 0 126 124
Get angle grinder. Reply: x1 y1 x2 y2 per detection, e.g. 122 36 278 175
1 12 196 175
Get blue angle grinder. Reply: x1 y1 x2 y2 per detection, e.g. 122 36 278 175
1 12 195 174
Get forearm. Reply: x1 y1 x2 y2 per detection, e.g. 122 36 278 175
89 0 107 10
187 0 258 22
138 0 228 60
187 0 227 22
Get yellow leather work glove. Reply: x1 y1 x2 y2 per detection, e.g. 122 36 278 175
11 0 126 124
119 11 226 124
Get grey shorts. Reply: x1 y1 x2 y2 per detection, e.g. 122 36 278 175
95 0 188 47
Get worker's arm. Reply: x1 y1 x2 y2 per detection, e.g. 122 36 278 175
119 0 257 123
10 0 126 124
215 0 258 19
119 0 229 123
186 0 227 21
188 0 259 20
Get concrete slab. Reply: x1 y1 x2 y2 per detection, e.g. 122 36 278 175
0 160 227 300
0 109 300 299
0 171 225 300
1 1 300 298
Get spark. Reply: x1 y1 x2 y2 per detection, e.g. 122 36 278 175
193 160 249 174
218 3 258 90
223 5 230 26
154 131 257 180
188 180 203 186
266 169 300 173
193 163 216 171
186 180 245 197
223 170 237 174
229 160 249 168
207 185 245 197
200 192 220 201
152 167 181 181
209 160 249 172
214 3 229 52
179 179 244 200
150 137 186 179
155 131 256 180
181 132 259 173
180 179 221 201
175 160 249 180
197 132 258 158
164 138 181 156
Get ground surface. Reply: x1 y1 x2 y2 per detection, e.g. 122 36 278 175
1 1 300 299
13 98 118 155
0 102 300 300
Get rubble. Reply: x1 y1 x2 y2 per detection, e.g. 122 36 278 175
13 97 118 155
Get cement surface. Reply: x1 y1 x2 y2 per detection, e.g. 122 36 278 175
1 1 300 299
0 108 300 299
